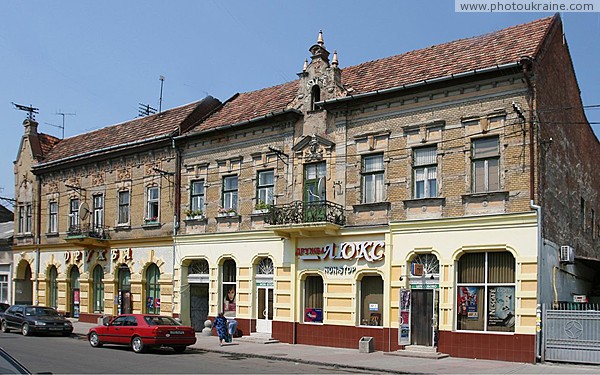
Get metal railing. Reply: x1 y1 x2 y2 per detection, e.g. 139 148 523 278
265 200 345 226
66 224 110 240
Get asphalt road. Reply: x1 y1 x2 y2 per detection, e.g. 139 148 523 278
0 332 380 374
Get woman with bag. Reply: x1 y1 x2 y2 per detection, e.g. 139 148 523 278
212 312 229 346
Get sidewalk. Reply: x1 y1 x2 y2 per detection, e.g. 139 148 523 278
70 319 599 374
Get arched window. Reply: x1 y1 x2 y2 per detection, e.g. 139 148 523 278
360 275 383 326
310 85 321 111
457 251 515 332
304 275 323 323
93 265 104 313
222 259 237 318
48 266 58 308
146 264 161 314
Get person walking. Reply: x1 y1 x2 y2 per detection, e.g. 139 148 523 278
212 312 229 346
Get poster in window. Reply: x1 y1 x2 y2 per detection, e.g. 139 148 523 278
458 286 479 319
487 287 515 328
399 289 411 346
223 285 236 317
305 308 323 323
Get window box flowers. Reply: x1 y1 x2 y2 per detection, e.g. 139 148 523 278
184 209 204 220
218 207 237 217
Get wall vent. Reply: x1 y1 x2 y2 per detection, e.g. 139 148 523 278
560 245 575 264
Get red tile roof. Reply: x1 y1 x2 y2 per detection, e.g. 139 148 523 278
192 16 555 132
41 99 212 164
38 134 61 156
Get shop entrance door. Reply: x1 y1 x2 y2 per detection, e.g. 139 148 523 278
411 289 433 346
256 286 273 334
190 284 209 332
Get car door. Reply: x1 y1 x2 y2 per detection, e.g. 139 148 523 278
102 316 129 344
6 306 24 329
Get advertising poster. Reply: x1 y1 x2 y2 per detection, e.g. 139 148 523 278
305 308 323 323
399 289 411 346
458 286 479 319
223 285 237 317
488 287 515 328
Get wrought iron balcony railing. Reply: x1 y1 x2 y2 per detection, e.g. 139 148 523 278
265 200 345 226
66 224 110 240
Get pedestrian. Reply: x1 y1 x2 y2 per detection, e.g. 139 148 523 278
228 318 238 338
212 312 229 346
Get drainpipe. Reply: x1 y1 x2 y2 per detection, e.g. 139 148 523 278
530 200 542 361
172 137 180 318
35 175 42 305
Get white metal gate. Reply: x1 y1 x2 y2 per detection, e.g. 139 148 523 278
543 303 600 364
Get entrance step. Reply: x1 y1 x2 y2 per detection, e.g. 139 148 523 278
385 345 449 360
237 332 280 344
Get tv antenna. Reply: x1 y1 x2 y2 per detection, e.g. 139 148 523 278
11 102 39 120
159 75 165 113
138 103 157 117
53 111 76 139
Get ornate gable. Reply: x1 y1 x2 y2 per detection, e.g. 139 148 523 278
292 134 335 162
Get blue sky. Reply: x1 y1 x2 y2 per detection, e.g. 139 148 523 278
2 0 599 202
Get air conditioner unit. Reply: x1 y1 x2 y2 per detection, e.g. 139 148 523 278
560 245 575 264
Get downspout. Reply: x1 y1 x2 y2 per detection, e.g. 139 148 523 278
172 137 181 318
530 200 542 361
521 57 535 202
35 175 42 305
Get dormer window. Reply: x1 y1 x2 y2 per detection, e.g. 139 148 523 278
311 85 321 111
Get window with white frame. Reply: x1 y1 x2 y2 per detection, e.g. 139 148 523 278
49 201 58 233
456 251 515 332
304 275 323 323
362 154 384 203
69 198 79 230
118 191 130 225
93 194 104 228
222 259 237 318
25 204 32 233
17 206 24 234
146 187 159 221
413 147 437 199
222 176 238 212
257 170 274 207
18 204 32 234
472 137 500 193
0 275 8 303
190 181 204 213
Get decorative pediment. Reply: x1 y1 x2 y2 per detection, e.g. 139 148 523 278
292 134 335 162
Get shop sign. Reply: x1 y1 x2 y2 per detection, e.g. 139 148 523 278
111 248 133 262
488 287 515 328
573 295 588 303
399 289 411 346
188 274 209 284
305 308 323 323
256 281 274 287
323 265 356 276
410 282 439 289
296 241 384 262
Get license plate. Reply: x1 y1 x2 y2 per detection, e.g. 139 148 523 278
49 328 62 331
169 330 184 335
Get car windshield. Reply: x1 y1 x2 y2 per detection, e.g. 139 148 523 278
25 307 59 317
144 316 181 326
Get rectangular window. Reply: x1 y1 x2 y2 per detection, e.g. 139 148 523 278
93 194 104 228
146 187 159 221
413 147 437 199
257 170 274 206
362 154 384 203
25 204 32 233
49 202 58 233
304 162 326 203
222 176 238 211
69 198 79 229
457 251 515 332
0 275 7 303
304 275 324 323
472 137 500 193
190 181 205 213
118 191 130 225
18 206 24 234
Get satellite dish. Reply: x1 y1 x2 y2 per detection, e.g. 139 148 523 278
79 202 90 221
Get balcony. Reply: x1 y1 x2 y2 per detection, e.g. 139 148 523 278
265 200 345 237
66 224 110 248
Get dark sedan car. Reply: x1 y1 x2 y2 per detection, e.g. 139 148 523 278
1 305 73 336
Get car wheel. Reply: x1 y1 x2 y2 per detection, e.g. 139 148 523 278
1 321 10 333
131 336 145 353
89 332 102 347
21 323 31 336
173 346 186 353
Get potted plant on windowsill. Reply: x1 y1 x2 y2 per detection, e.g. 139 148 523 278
184 208 204 220
227 208 237 217
217 207 229 217
143 216 159 225
253 200 270 214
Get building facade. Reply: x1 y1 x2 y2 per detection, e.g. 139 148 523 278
13 15 599 363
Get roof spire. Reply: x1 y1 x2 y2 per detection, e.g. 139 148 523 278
317 30 324 46
332 50 338 67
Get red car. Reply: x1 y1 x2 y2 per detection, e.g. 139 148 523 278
87 314 196 353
